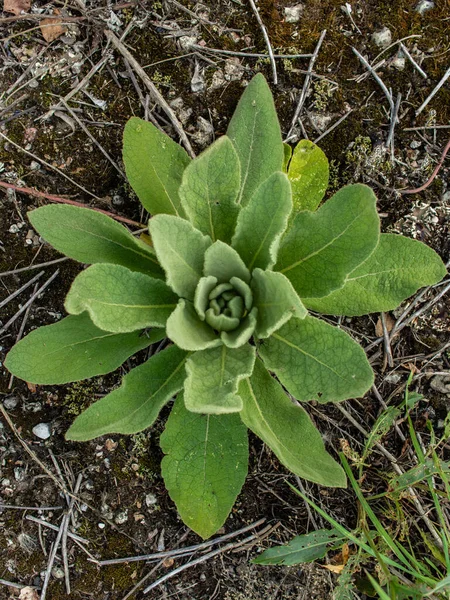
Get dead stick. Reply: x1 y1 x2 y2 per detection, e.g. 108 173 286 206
400 136 450 194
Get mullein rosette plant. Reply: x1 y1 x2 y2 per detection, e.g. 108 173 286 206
6 75 446 539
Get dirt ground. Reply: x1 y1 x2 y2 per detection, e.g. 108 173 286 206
0 1 449 599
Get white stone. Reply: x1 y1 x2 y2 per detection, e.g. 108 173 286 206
32 423 51 440
284 4 304 23
390 55 405 71
415 0 434 14
371 27 392 49
3 396 18 410
145 493 157 507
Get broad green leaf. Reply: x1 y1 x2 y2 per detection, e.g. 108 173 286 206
180 136 240 243
253 528 342 565
166 300 221 351
149 214 211 300
66 345 187 440
160 394 248 539
251 268 307 338
283 143 292 172
231 172 292 270
259 316 374 402
203 240 250 283
288 139 329 213
28 205 163 278
4 314 158 385
65 264 177 333
276 184 380 298
184 344 256 414
303 234 447 316
221 307 258 349
239 358 346 486
123 117 190 217
227 73 284 207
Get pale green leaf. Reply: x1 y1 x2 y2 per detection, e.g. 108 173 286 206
276 184 380 298
4 314 159 385
259 316 374 402
253 528 342 565
160 394 248 539
166 300 221 351
65 264 177 333
303 234 448 316
123 117 190 217
184 344 256 414
203 240 250 284
66 345 187 440
180 136 240 243
288 139 329 213
239 358 346 486
231 172 292 270
251 268 307 339
149 214 211 300
28 205 163 278
221 307 257 348
227 73 284 207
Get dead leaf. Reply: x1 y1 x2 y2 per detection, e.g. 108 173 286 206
19 587 40 600
375 313 395 337
40 9 66 43
322 563 346 574
26 381 37 393
163 557 174 568
4 0 30 15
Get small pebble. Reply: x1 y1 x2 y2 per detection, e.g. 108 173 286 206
114 509 128 525
284 4 303 23
98 522 106 529
410 140 421 149
52 566 65 579
390 55 405 71
145 493 157 507
371 26 392 49
415 0 434 14
32 423 51 440
3 396 18 410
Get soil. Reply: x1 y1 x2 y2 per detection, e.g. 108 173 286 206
0 1 449 599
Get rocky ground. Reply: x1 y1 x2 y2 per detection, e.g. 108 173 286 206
0 1 449 599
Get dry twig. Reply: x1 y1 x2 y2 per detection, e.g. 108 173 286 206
248 0 277 85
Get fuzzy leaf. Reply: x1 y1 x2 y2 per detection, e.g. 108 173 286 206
4 314 160 385
66 345 187 440
227 73 284 207
123 117 190 217
180 136 240 243
166 300 221 351
239 359 346 486
65 264 177 333
259 316 374 402
221 307 258 349
251 268 307 338
184 344 256 414
276 184 380 298
149 214 211 300
203 240 250 283
288 139 329 213
231 172 292 270
253 528 342 565
28 205 163 278
160 394 248 539
303 234 447 316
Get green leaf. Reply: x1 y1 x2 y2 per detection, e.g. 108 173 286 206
231 172 292 270
179 136 240 243
239 358 346 486
253 528 342 565
28 205 163 278
287 139 329 213
160 394 248 539
203 240 250 284
66 345 187 440
149 214 211 300
251 268 307 339
276 184 380 298
65 264 177 333
389 459 450 493
184 344 256 414
123 117 190 217
227 73 284 207
283 143 292 172
4 314 159 385
303 234 448 316
166 300 221 351
362 406 401 464
258 315 374 402
221 307 258 348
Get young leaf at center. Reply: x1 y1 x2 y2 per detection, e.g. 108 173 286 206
161 394 248 539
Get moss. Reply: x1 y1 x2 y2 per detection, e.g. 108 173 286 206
62 380 101 416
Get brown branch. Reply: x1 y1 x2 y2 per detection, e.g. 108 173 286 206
400 135 450 195
0 181 145 228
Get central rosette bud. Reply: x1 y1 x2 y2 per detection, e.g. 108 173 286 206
194 276 253 332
